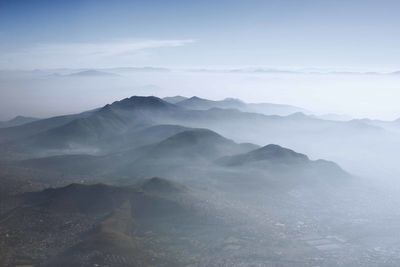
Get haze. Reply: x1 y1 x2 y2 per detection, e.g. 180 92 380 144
1 0 400 120
2 1 400 267
1 70 400 121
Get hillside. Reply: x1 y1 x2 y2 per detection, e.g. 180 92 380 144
175 95 309 116
217 144 350 186
143 129 253 160
1 180 214 267
217 144 310 166
0 116 39 128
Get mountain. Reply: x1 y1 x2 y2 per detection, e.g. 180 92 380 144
348 117 400 133
20 178 190 216
66 70 119 77
174 95 310 116
316 113 353 121
229 67 298 74
0 95 381 175
2 172 354 267
15 126 199 175
217 144 350 182
0 96 383 183
13 128 259 180
246 102 311 116
111 128 259 178
2 180 214 267
106 66 170 73
31 96 179 148
25 106 129 149
0 106 131 159
23 183 130 213
0 97 181 157
141 128 254 160
2 94 400 267
217 144 309 166
0 116 39 128
176 96 247 110
101 124 193 152
0 113 92 144
163 95 188 104
108 95 178 112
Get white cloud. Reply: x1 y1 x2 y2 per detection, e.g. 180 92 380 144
32 39 194 57
0 39 195 69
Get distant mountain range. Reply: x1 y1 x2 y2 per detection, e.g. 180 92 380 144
163 95 311 116
0 116 39 128
0 95 381 168
3 67 400 80
162 95 188 104
105 66 170 73
47 67 170 78
1 94 384 192
65 70 119 77
184 67 400 75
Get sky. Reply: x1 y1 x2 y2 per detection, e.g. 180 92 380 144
0 0 399 120
1 0 400 70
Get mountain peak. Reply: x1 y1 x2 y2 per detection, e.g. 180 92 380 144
8 115 37 123
223 97 244 104
163 95 188 104
110 96 175 110
252 144 309 161
218 144 309 166
188 96 207 101
144 129 247 160
161 129 227 145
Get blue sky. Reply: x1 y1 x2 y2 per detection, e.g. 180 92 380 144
0 0 399 70
0 0 400 120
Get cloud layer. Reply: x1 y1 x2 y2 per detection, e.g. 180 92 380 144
0 39 195 69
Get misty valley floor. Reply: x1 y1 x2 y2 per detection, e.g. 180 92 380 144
1 96 400 266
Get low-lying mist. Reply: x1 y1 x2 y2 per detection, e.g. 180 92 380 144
1 69 399 120
1 77 400 266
